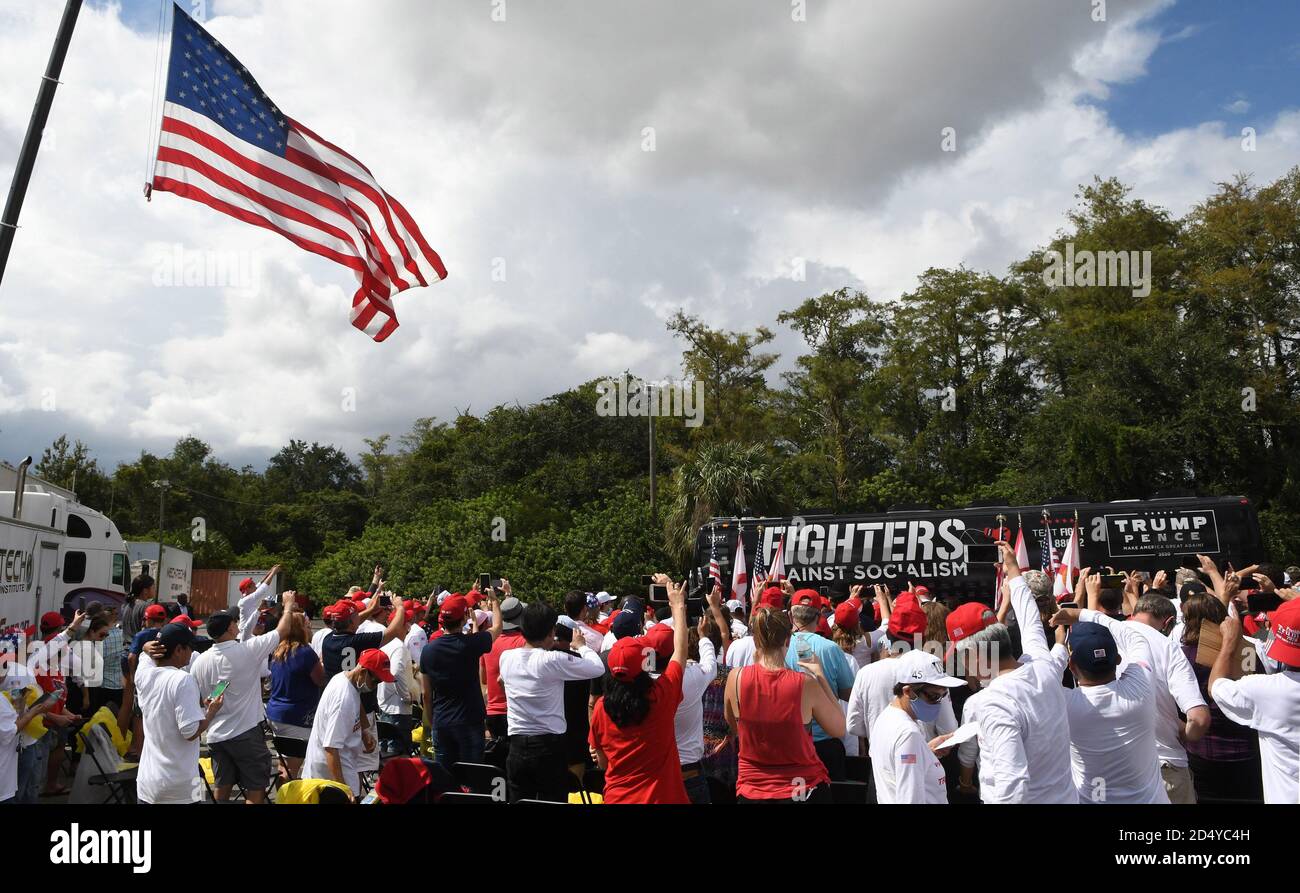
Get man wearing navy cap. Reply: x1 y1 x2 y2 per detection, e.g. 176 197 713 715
1050 575 1167 804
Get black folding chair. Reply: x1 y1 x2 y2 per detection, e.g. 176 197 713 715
77 730 137 805
439 791 502 805
451 761 507 798
830 780 869 805
845 755 871 784
271 735 308 781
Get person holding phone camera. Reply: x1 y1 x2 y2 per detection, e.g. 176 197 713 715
189 592 297 803
588 574 691 803
419 584 503 770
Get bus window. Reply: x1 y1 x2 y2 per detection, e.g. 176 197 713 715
67 514 92 538
112 553 127 588
63 551 86 585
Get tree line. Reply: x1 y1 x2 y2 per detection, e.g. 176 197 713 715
30 171 1300 605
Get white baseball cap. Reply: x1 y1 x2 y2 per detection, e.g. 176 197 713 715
894 650 964 688
436 590 451 606
725 599 743 612
596 591 615 604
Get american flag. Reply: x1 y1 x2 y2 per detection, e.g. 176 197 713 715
708 534 723 590
900 753 917 765
150 7 446 342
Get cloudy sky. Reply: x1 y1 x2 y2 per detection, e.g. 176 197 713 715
1 0 1298 470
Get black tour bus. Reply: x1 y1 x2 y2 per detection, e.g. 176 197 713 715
693 495 1266 604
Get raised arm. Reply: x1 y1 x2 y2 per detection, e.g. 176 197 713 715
845 669 871 739
998 541 1050 659
706 584 731 655
379 592 405 646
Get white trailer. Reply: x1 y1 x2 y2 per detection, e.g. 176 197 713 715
224 569 280 609
127 542 194 605
0 458 130 631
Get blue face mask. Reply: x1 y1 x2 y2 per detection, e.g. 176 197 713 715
909 692 943 722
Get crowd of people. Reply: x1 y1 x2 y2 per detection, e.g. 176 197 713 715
1 545 1297 805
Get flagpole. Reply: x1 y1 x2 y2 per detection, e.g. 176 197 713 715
0 0 84 289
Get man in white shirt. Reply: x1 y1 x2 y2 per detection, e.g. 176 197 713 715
869 650 964 804
1125 593 1210 803
1050 582 1168 804
235 564 280 642
846 642 957 751
304 647 393 798
595 591 616 622
191 593 296 803
500 601 605 802
1208 599 1300 803
560 591 605 653
404 599 429 667
954 543 1079 803
379 607 419 754
725 600 749 641
135 624 224 804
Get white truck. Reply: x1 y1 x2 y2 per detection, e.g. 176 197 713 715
127 542 193 604
0 457 131 632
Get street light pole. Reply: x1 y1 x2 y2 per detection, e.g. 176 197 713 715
152 479 170 603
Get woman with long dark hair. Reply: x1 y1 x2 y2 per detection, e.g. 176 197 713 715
588 575 690 803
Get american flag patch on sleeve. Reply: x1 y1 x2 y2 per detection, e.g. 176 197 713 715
900 753 917 764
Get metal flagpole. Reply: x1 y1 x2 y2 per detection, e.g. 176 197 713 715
0 0 85 289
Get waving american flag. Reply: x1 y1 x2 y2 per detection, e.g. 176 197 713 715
150 6 446 341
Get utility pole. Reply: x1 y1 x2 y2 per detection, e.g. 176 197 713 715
648 409 656 521
0 0 84 288
152 478 170 603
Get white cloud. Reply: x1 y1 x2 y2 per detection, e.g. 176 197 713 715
1 0 1289 470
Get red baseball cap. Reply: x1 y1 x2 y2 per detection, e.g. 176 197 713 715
357 648 395 683
440 595 469 624
170 614 203 629
758 587 785 610
914 585 931 600
39 611 65 630
238 577 255 592
144 604 168 621
324 599 358 621
642 623 674 658
1266 599 1300 666
888 592 927 639
946 602 996 645
833 601 860 630
608 636 651 681
466 591 483 609
790 589 821 610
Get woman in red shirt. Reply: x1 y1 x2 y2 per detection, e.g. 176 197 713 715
588 575 690 804
724 605 845 804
